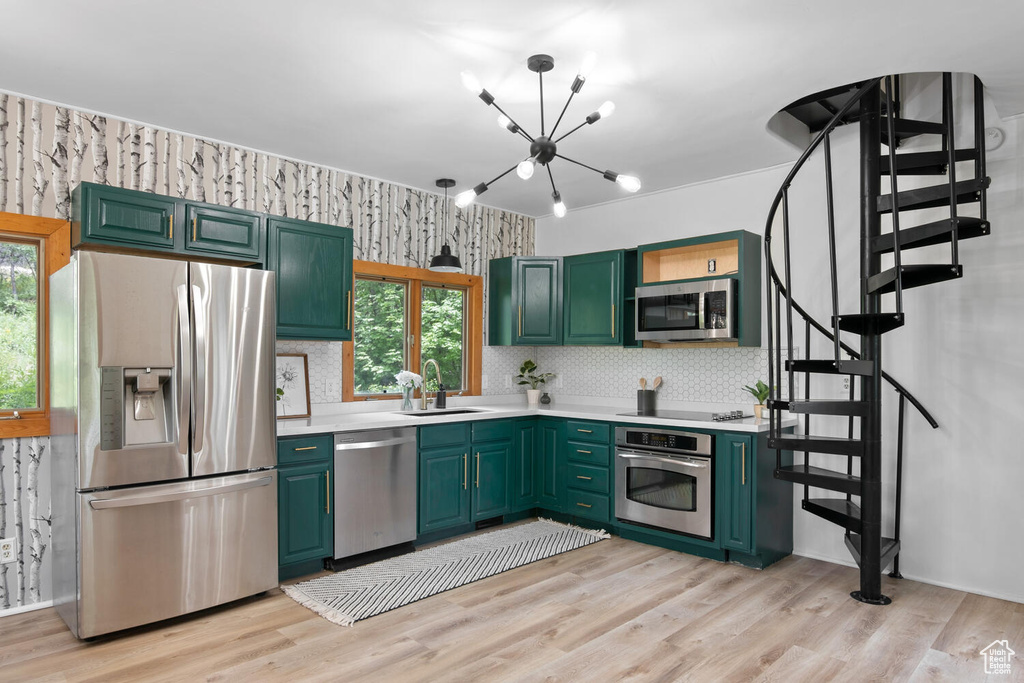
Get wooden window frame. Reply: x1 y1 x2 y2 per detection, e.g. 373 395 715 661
0 212 72 438
343 260 482 402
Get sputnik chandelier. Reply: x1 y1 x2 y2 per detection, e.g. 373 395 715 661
455 52 641 217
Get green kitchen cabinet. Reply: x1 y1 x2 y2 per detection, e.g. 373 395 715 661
537 418 566 512
719 434 753 553
488 257 562 345
277 435 333 574
564 419 614 523
71 182 266 265
72 182 177 251
183 202 264 262
472 442 512 519
419 421 513 535
563 250 624 345
267 215 354 341
419 444 472 534
513 419 539 510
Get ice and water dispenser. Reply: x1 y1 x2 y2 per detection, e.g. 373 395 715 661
99 366 174 450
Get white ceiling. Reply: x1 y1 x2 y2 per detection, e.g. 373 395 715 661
3 0 1024 218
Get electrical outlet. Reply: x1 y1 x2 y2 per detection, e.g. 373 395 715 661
0 537 15 564
707 258 716 273
504 375 512 389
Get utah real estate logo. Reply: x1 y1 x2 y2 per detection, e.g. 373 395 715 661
981 640 1015 675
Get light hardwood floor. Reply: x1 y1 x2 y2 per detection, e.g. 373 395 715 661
2 531 1022 682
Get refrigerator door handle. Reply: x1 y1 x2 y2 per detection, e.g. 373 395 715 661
176 284 192 457
88 475 273 509
191 284 207 455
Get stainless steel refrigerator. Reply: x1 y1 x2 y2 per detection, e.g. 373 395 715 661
50 251 278 639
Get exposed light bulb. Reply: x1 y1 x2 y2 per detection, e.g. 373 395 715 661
578 52 598 80
552 192 567 218
454 189 478 208
597 101 616 119
497 114 519 134
516 158 536 180
460 71 482 95
616 175 641 193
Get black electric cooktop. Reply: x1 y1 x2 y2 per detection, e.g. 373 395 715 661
616 410 753 422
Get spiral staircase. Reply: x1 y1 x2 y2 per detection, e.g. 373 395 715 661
765 73 990 604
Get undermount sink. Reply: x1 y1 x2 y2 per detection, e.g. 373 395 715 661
395 408 487 417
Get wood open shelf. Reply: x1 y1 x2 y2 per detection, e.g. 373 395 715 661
642 239 740 284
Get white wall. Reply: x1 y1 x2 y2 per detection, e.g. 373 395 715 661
537 102 1024 603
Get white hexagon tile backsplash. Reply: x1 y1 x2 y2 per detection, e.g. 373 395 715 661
534 346 771 405
276 339 772 408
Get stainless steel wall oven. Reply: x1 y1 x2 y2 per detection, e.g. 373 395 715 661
614 426 714 540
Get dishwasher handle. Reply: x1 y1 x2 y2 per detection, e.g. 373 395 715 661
335 435 417 452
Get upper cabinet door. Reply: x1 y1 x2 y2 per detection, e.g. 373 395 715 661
514 258 562 345
184 203 264 262
563 250 623 345
73 183 177 251
267 216 353 341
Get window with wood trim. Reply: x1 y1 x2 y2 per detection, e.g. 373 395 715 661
0 213 72 438
343 260 482 401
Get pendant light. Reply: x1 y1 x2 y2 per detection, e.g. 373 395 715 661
456 52 640 218
429 178 463 273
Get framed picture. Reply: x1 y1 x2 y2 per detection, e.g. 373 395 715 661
276 353 311 419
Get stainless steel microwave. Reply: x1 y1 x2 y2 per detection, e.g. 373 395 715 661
635 278 737 342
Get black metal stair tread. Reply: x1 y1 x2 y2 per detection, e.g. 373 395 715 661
775 465 862 495
845 533 901 570
786 359 875 376
880 148 978 175
803 498 863 533
768 434 865 457
771 398 870 416
866 264 963 295
877 177 990 214
871 217 990 254
833 312 905 335
881 118 946 146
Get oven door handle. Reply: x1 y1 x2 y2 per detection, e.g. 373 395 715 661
617 451 709 468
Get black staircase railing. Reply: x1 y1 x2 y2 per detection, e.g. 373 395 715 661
762 73 992 604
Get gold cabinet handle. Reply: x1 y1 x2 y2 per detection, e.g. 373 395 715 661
192 217 197 242
346 291 352 328
741 442 746 486
576 475 592 480
463 453 467 490
611 303 616 337
294 446 317 451
517 305 522 337
577 449 592 455
325 470 330 514
475 452 480 488
576 502 592 509
577 429 592 434
168 215 173 239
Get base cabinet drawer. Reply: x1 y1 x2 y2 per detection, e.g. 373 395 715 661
566 489 610 522
567 463 609 494
565 420 610 443
566 441 610 467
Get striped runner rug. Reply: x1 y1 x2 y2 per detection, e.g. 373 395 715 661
282 519 609 626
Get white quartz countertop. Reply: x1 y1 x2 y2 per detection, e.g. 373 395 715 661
276 399 798 437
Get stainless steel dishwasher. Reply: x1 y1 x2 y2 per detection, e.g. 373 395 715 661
333 427 418 560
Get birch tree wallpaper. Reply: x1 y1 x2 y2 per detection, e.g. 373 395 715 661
0 91 535 611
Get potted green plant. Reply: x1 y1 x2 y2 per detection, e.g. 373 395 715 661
516 359 555 406
743 379 771 420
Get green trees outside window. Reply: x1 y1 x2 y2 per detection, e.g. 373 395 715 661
0 240 39 410
353 279 408 394
351 275 467 397
421 286 465 392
